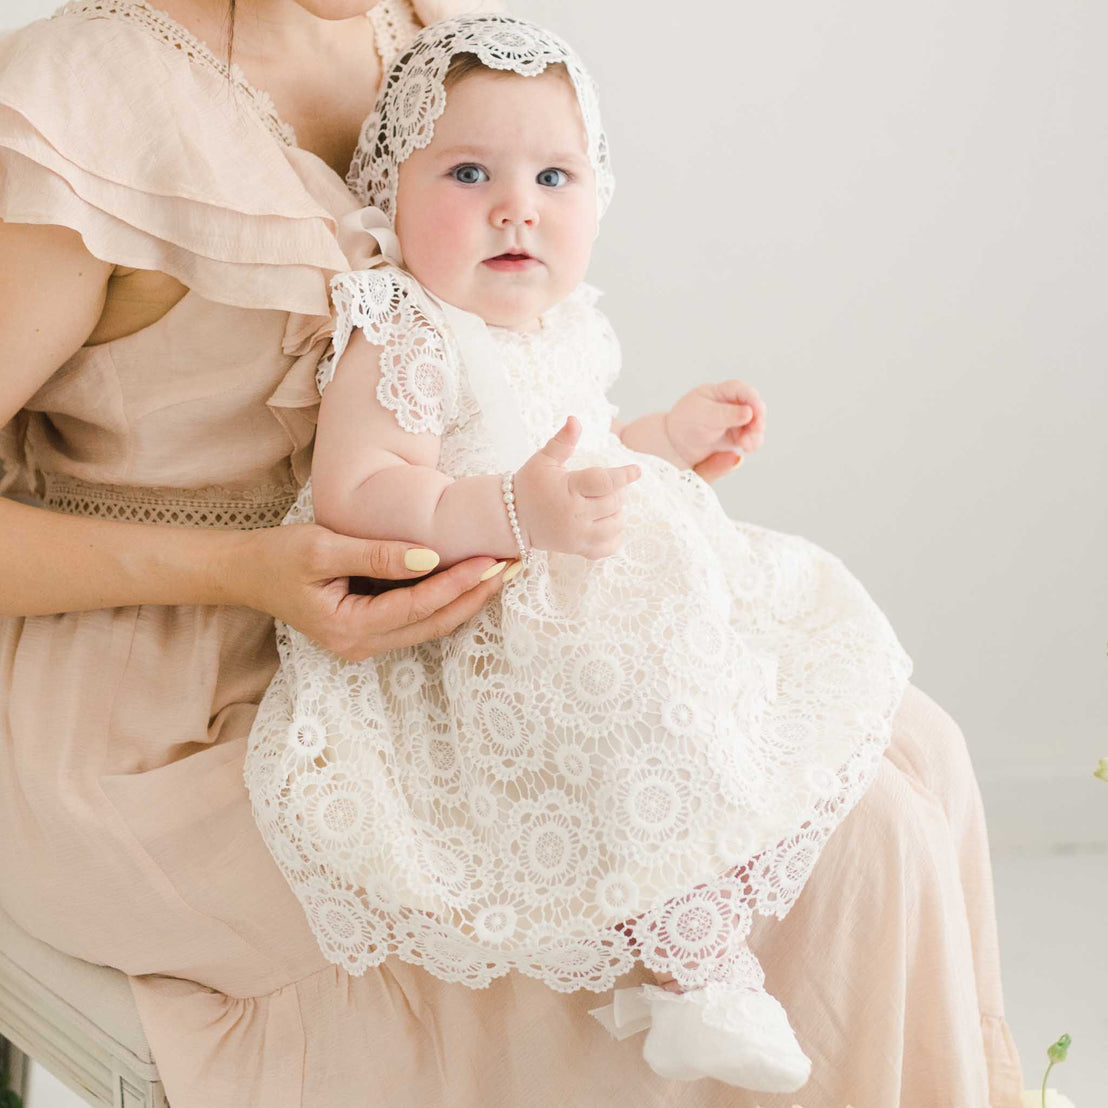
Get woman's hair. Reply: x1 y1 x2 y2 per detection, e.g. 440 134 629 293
225 0 237 71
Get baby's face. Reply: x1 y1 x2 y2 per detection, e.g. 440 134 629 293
394 68 598 331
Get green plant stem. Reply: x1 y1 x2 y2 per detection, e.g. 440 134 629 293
1041 1059 1054 1107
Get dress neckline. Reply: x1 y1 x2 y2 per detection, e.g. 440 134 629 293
51 0 300 147
51 0 419 156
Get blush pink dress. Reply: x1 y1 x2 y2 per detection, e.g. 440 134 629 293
0 2 1024 1105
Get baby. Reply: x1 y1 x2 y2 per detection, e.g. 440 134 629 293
246 14 912 1095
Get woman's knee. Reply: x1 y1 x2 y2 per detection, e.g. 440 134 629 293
886 683 976 792
884 683 983 838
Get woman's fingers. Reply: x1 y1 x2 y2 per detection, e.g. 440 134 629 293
371 568 511 652
316 529 443 581
693 451 743 483
365 556 505 628
333 556 509 657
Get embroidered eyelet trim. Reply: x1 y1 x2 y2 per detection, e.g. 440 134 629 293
53 0 298 146
367 0 422 74
53 0 422 148
41 471 299 530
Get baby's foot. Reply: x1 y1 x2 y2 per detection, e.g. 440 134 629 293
641 981 811 1093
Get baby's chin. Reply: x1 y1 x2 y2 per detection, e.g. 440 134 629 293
415 276 561 332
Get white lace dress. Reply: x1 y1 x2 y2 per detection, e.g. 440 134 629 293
244 268 913 994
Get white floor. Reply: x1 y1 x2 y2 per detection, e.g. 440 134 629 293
20 849 1108 1107
991 848 1107 1108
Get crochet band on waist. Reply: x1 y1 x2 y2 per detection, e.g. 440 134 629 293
39 471 298 530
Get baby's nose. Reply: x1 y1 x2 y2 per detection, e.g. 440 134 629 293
490 196 539 228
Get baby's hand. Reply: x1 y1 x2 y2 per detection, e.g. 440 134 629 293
664 380 767 468
514 416 642 560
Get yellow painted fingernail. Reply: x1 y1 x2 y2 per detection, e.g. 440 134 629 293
404 547 440 572
479 560 508 581
502 560 523 582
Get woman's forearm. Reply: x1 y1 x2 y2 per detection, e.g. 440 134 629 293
318 466 519 568
0 497 250 616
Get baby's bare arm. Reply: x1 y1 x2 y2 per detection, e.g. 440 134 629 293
611 413 688 468
610 374 765 482
312 329 520 567
315 333 640 564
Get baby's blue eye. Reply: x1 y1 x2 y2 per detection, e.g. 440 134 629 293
537 168 568 188
451 164 488 184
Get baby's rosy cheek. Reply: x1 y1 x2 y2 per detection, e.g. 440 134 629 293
433 192 480 239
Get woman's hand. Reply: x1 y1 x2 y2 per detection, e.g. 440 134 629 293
665 380 767 469
514 416 642 560
692 451 744 482
235 523 511 661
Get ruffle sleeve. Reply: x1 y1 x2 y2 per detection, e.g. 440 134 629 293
0 8 349 316
0 410 34 499
328 267 459 437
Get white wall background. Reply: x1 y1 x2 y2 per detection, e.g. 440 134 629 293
5 0 1107 855
516 0 1108 856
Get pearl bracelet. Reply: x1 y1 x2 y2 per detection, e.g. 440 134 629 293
501 471 532 565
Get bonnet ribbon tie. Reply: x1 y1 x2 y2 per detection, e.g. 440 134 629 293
337 205 404 270
586 986 653 1040
338 205 533 471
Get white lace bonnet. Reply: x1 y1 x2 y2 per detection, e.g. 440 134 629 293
345 12 615 222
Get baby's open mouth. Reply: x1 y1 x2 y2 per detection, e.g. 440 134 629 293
483 250 540 270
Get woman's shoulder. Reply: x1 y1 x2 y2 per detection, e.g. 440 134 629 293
0 2 348 314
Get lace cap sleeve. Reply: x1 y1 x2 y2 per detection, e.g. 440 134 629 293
327 268 458 437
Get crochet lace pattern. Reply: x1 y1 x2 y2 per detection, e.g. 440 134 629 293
346 14 614 220
245 269 912 992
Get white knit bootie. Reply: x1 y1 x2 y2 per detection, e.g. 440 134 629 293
640 981 812 1093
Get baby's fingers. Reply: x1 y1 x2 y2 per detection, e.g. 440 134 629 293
702 398 755 431
535 415 582 466
731 419 764 452
714 378 765 413
315 530 443 582
712 380 767 430
581 516 625 560
587 496 623 522
570 463 642 498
